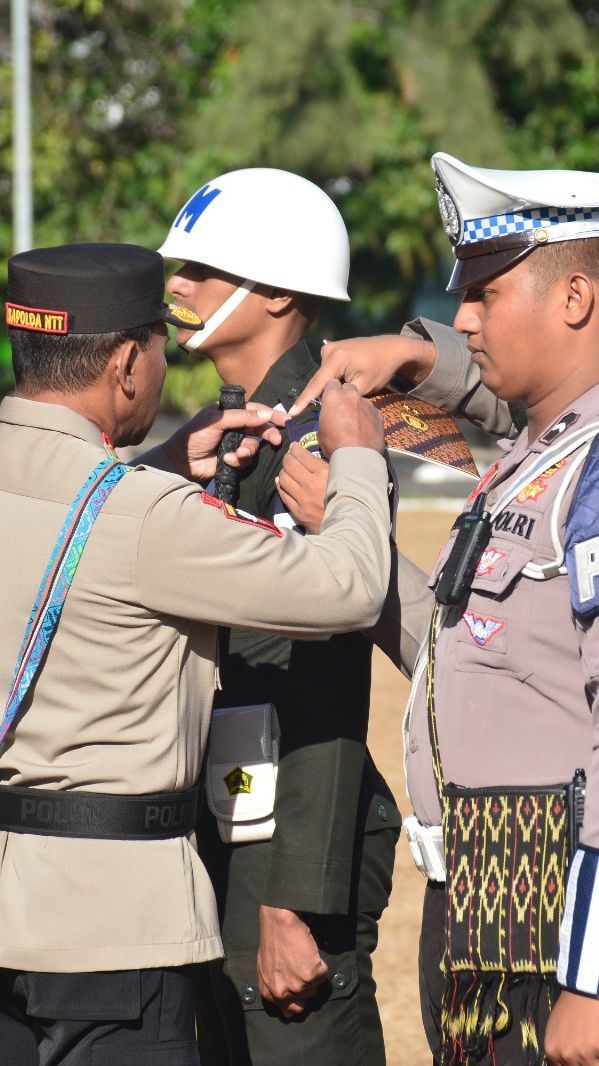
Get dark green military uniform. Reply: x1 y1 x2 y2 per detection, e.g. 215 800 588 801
195 340 400 1066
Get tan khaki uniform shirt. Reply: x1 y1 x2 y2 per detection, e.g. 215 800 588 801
405 386 599 847
0 397 390 972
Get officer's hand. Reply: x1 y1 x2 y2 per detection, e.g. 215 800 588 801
162 402 287 482
257 905 328 1018
317 380 385 458
276 444 328 533
288 335 437 416
545 989 599 1064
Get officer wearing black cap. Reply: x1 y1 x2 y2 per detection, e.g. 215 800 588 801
0 242 392 1065
7 242 202 335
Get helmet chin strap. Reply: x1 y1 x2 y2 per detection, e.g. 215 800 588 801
182 279 256 351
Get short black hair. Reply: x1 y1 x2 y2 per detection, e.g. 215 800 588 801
529 237 599 290
10 324 153 393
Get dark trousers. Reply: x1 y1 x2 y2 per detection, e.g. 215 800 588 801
0 966 199 1066
195 912 386 1066
419 881 555 1066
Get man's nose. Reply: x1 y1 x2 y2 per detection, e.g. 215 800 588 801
166 273 186 296
453 299 480 336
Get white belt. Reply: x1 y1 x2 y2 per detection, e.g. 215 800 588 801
403 815 446 882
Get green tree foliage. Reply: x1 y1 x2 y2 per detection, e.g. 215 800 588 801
2 0 599 402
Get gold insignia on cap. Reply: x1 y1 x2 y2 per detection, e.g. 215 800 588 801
534 228 549 243
168 304 203 326
224 766 253 796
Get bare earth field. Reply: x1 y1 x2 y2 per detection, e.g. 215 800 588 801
369 507 459 1066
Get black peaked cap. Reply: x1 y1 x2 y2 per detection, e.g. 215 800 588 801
6 243 200 335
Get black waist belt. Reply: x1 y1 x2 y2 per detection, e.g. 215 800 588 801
0 783 199 840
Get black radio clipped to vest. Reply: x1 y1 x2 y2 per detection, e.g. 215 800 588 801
435 493 492 606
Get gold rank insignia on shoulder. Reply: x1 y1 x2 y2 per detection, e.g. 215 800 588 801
167 304 203 326
224 766 253 796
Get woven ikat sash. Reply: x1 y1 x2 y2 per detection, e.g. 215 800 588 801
427 601 568 1065
1 453 130 745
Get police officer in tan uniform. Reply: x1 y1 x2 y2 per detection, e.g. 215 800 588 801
0 242 392 1066
284 155 599 1066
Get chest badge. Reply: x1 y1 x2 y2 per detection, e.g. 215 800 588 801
224 766 253 796
516 459 566 504
463 611 505 647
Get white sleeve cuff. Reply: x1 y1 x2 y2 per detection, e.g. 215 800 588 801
558 846 599 996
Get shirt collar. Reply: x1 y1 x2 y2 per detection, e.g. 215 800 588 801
250 339 317 410
525 382 599 455
0 396 106 448
494 382 599 471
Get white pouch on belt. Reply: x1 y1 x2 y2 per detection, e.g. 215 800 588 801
205 703 280 843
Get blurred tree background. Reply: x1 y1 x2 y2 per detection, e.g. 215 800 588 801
1 0 599 409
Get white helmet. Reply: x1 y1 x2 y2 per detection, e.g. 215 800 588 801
160 168 350 300
159 168 350 350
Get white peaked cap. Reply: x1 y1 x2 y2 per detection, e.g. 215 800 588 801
432 152 599 292
159 167 350 301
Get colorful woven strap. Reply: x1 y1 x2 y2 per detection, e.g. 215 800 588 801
1 454 130 744
426 600 447 804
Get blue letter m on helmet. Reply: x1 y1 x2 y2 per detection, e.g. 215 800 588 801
174 184 222 233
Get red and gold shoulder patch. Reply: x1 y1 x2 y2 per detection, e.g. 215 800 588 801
6 302 69 334
516 459 566 504
200 491 283 537
466 461 500 506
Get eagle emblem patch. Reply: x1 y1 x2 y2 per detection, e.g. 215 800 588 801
475 548 507 578
463 611 505 647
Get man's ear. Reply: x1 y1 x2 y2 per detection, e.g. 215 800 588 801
264 289 295 316
564 272 595 326
112 340 139 398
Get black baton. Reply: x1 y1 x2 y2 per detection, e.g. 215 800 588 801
215 384 246 505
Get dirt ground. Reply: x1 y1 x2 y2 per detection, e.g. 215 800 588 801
368 507 459 1066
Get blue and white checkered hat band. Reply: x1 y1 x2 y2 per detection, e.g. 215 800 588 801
463 206 599 245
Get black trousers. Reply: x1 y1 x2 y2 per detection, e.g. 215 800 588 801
195 912 386 1066
419 881 555 1066
0 966 199 1066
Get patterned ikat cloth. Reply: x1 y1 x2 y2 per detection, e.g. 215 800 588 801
369 390 479 480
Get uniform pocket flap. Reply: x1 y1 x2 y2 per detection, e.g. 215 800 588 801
26 971 140 1021
364 792 402 833
209 703 280 763
223 947 359 1011
92 1041 200 1065
468 542 531 594
222 949 263 1012
319 948 359 1000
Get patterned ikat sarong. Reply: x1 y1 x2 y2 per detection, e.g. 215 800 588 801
444 786 567 977
426 605 569 1065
